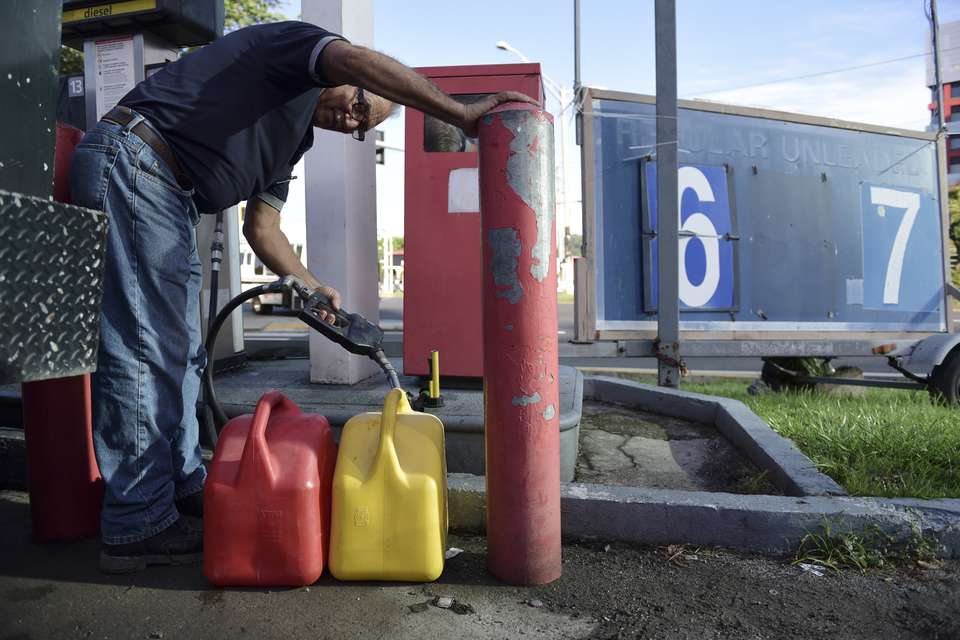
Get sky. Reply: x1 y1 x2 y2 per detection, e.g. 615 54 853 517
280 0 960 130
277 0 960 237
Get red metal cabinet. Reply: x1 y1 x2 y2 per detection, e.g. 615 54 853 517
403 64 543 377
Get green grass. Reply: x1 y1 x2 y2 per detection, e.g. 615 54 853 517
793 520 943 572
596 373 960 499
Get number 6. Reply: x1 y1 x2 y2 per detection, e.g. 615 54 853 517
677 167 720 308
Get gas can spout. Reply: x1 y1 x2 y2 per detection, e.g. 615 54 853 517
372 349 401 390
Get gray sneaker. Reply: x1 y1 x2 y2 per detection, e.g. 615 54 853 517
99 517 202 574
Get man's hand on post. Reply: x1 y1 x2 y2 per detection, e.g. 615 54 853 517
459 91 540 138
318 43 540 140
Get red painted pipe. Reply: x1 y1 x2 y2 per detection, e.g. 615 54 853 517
19 123 103 541
21 375 103 541
479 103 561 585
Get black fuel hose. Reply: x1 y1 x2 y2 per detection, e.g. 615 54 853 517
199 211 225 448
202 284 273 431
203 280 404 435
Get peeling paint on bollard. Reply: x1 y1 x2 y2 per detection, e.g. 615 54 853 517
511 392 542 407
504 111 556 283
479 103 561 586
488 227 523 304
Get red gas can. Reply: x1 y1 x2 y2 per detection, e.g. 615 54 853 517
203 391 336 587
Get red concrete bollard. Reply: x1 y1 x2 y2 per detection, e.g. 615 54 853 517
479 103 561 585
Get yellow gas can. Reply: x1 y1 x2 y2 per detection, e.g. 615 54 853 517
329 388 447 581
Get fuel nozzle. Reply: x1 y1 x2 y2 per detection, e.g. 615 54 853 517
287 277 401 390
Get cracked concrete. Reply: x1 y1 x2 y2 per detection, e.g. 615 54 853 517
576 400 780 494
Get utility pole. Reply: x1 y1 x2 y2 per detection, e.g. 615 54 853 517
931 0 945 129
655 0 681 387
574 0 582 145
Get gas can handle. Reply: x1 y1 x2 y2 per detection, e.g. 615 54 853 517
241 391 299 484
374 388 409 469
248 390 299 444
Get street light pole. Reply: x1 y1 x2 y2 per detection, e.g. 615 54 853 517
574 0 582 145
930 0 945 129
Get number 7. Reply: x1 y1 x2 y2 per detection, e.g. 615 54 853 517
869 186 921 305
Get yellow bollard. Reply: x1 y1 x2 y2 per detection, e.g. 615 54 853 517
430 350 440 399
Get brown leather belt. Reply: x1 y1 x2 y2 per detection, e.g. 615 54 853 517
101 106 194 191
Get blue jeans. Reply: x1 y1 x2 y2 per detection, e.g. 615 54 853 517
69 114 207 544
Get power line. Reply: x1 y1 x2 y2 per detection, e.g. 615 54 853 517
691 45 960 97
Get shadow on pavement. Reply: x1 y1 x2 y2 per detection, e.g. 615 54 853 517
0 492 500 594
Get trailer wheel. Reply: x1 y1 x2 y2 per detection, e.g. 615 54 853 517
251 297 273 315
929 349 960 406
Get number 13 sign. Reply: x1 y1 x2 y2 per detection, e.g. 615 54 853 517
643 163 738 312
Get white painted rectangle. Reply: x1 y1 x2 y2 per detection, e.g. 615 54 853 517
448 167 479 213
846 278 864 305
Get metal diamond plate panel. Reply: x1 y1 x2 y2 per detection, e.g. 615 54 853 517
0 190 108 384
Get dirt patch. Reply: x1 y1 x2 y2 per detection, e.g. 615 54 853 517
439 535 960 640
576 401 780 494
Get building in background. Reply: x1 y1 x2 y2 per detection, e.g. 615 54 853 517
929 19 960 179
235 127 406 309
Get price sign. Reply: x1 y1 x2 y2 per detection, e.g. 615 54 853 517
644 163 738 311
861 183 943 312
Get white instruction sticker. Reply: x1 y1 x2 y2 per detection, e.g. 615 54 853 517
447 167 479 213
94 35 136 121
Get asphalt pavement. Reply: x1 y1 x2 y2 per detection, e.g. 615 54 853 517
2 490 956 640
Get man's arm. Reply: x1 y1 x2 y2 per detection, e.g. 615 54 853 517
318 41 538 138
243 197 341 320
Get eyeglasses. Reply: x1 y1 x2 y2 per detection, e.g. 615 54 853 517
351 87 371 142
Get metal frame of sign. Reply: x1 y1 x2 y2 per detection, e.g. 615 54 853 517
576 88 955 356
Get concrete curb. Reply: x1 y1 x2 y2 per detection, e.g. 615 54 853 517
583 376 846 497
4 427 957 558
448 474 960 557
578 367 758 379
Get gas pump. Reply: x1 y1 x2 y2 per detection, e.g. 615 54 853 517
60 1 244 368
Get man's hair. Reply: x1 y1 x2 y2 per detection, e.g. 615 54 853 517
424 117 466 152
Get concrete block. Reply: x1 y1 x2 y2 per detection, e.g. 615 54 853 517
584 376 718 424
445 473 960 558
213 362 584 481
448 473 486 533
714 399 846 497
584 375 844 498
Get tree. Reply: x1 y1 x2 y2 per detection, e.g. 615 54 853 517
225 0 286 33
59 46 84 76
949 185 959 287
57 0 287 75
565 233 582 258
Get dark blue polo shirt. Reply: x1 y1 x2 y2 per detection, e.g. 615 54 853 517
121 21 344 213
